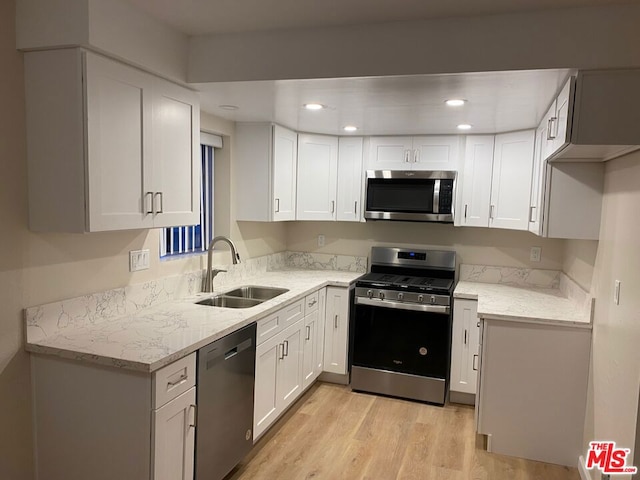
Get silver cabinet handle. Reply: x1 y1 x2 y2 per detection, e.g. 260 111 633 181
489 205 495 219
189 404 197 429
145 192 154 214
404 149 411 163
155 192 164 214
464 329 468 345
529 206 536 222
547 117 558 140
334 314 338 329
413 149 419 163
283 340 289 357
167 374 188 387
330 200 335 214
464 204 468 220
306 326 311 341
308 299 317 307
275 198 280 213
279 343 285 360
473 354 479 371
354 201 358 214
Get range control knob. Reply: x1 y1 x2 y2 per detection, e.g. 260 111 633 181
379 291 385 300
397 292 404 301
367 289 373 299
430 295 436 304
418 294 424 303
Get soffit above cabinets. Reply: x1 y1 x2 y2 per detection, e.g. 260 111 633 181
194 69 572 136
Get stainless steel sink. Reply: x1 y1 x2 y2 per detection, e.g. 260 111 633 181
196 295 263 308
223 286 289 301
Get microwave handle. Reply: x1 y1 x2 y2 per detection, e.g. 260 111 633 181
432 179 441 214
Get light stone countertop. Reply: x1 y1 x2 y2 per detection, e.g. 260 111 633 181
25 270 362 373
454 281 592 328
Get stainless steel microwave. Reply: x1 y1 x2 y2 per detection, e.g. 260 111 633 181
364 170 457 223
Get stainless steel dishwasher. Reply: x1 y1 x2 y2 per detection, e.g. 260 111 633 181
195 322 256 480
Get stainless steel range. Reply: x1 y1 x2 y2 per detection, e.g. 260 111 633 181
350 246 456 405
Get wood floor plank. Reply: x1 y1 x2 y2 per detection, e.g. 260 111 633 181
227 383 581 480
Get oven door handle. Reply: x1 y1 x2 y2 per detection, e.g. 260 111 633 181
355 297 450 314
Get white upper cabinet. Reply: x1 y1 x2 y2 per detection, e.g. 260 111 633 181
273 125 298 221
24 49 200 232
296 134 339 221
235 123 298 222
367 136 460 171
458 136 495 227
336 137 364 222
528 120 550 236
489 130 536 230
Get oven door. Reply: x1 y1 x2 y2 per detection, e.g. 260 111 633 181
364 170 455 222
352 299 451 379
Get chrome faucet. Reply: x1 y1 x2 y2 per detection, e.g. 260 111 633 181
202 236 241 293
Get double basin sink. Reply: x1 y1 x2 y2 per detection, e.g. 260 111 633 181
196 286 289 309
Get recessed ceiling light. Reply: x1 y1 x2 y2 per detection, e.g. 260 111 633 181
218 104 239 110
304 103 325 111
446 99 466 107
457 124 473 130
343 125 358 132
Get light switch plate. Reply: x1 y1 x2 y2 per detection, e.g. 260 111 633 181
530 246 541 262
130 249 150 272
317 234 325 247
614 280 621 305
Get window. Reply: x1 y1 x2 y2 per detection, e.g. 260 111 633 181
160 134 220 258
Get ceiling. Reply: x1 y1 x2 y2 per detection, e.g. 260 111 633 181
194 70 571 136
123 0 590 135
126 0 635 35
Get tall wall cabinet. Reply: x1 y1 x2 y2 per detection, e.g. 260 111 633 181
24 49 200 232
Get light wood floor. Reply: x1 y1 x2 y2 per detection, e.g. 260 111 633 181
227 382 581 480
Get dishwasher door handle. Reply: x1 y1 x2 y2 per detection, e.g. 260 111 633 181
206 337 254 369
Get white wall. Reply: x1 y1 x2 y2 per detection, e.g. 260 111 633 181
189 4 640 82
583 151 640 479
286 221 565 271
563 240 598 291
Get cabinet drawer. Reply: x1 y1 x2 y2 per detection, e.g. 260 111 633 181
304 291 320 315
153 353 196 409
257 299 304 345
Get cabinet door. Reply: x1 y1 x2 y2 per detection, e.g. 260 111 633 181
277 322 303 411
450 300 479 396
316 288 327 375
459 136 494 227
254 333 281 440
528 122 549 236
151 77 200 228
296 134 339 220
550 78 573 157
367 136 413 170
412 136 460 170
153 387 196 480
323 287 349 375
302 310 319 389
85 52 154 231
272 125 298 221
336 137 364 222
489 130 535 230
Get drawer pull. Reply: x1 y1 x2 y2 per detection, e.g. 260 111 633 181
473 354 479 371
308 299 317 307
167 374 188 387
189 404 197 429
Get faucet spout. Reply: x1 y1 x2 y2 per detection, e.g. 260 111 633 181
202 236 241 293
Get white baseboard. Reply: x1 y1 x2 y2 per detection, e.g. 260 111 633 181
578 455 593 480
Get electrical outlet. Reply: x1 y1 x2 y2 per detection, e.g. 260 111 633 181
317 234 325 247
530 246 541 262
129 249 150 272
614 280 621 305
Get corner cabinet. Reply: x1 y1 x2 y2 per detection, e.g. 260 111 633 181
235 123 298 222
24 48 200 232
31 353 197 480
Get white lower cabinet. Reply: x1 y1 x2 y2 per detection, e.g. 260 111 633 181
449 299 480 402
254 319 304 440
302 310 319 388
31 352 197 480
323 287 350 375
152 387 196 480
